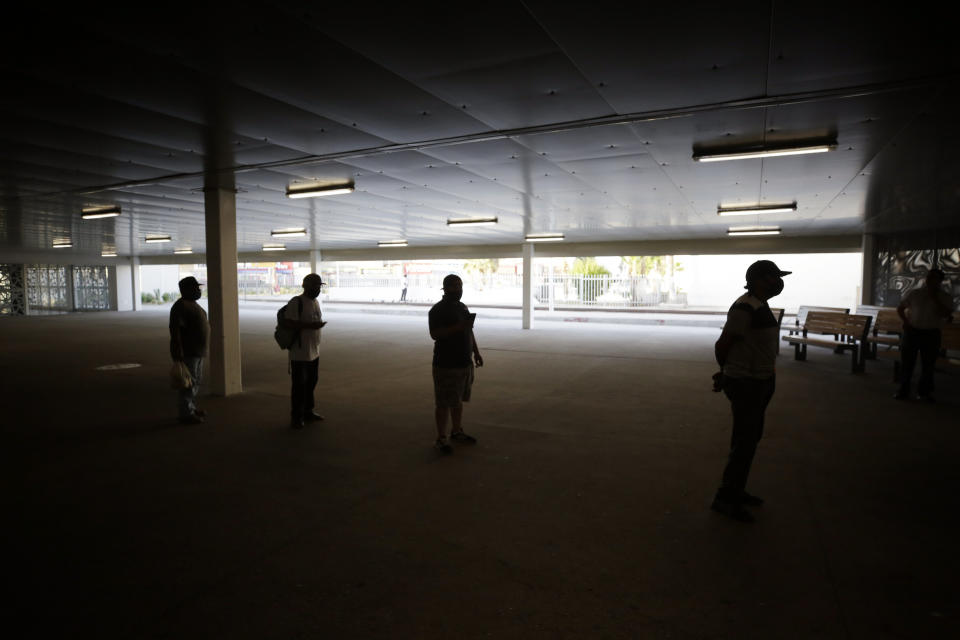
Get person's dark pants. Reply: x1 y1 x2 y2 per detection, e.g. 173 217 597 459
400 288 407 301
291 357 319 419
717 375 775 503
899 327 941 397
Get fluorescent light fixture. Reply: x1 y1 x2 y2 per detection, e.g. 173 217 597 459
286 183 354 199
145 235 172 243
174 248 193 255
378 240 408 247
271 227 308 238
52 239 72 248
694 144 834 163
101 251 118 257
525 233 565 242
727 226 782 236
81 205 122 219
262 243 286 251
717 203 797 216
447 217 498 227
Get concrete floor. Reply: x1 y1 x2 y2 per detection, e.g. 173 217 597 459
3 307 959 639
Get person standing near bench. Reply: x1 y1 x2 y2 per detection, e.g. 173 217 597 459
711 260 791 522
283 273 328 429
170 276 209 424
895 268 954 402
429 274 483 454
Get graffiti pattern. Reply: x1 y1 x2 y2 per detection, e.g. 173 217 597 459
0 264 27 315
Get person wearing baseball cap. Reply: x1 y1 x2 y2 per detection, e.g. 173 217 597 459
710 260 790 522
282 273 328 429
894 268 955 402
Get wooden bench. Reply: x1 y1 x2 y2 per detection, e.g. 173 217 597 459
788 305 849 336
782 311 872 373
857 306 902 358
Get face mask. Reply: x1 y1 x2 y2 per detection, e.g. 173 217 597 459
770 277 784 297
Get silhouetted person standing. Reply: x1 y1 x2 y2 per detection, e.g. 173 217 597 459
282 273 327 429
712 260 790 522
169 276 209 424
400 274 408 302
429 274 483 453
895 268 954 402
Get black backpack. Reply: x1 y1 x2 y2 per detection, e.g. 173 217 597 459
273 297 303 350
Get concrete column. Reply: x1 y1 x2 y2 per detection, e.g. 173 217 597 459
548 262 555 313
310 249 321 275
204 186 242 396
861 233 875 305
130 257 142 311
522 242 534 329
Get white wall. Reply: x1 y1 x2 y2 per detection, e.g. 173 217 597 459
675 253 863 312
140 265 182 299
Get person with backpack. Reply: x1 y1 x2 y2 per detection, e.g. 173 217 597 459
279 273 327 429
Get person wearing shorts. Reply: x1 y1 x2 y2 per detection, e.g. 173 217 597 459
428 274 484 454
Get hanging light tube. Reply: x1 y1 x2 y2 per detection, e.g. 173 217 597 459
447 217 498 227
271 228 308 238
262 244 286 251
81 205 122 219
378 240 408 247
286 183 354 199
52 239 73 248
694 144 834 163
727 226 782 236
174 248 193 255
144 235 172 243
525 233 565 242
717 203 797 216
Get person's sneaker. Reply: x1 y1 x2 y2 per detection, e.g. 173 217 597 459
740 491 764 507
305 411 325 422
178 414 204 425
450 431 477 444
290 418 305 429
711 497 754 523
435 438 453 454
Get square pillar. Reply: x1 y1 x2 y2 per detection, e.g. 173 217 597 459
861 233 876 305
131 257 142 311
204 186 242 396
522 242 534 329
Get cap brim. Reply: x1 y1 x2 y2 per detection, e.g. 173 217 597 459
779 270 792 276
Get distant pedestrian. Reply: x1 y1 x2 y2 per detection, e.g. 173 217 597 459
711 260 790 522
281 274 327 429
895 268 954 402
429 274 483 453
401 274 408 302
169 276 209 424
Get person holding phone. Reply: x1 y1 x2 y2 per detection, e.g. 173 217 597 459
428 274 484 454
282 273 328 429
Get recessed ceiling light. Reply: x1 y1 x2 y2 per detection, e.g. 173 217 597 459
378 240 408 247
174 248 193 254
447 217 498 227
145 235 172 243
81 205 121 219
727 226 781 236
262 244 286 251
525 233 565 242
694 144 834 163
286 183 355 199
718 203 797 216
270 228 307 238
52 239 72 248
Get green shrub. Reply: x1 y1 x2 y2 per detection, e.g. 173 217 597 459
141 292 155 304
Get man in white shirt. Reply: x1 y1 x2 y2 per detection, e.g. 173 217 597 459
282 274 327 428
895 268 954 402
711 260 790 523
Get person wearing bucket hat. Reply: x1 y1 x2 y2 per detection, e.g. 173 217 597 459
710 260 790 522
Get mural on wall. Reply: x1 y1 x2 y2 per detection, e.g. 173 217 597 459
874 239 960 309
0 264 27 315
